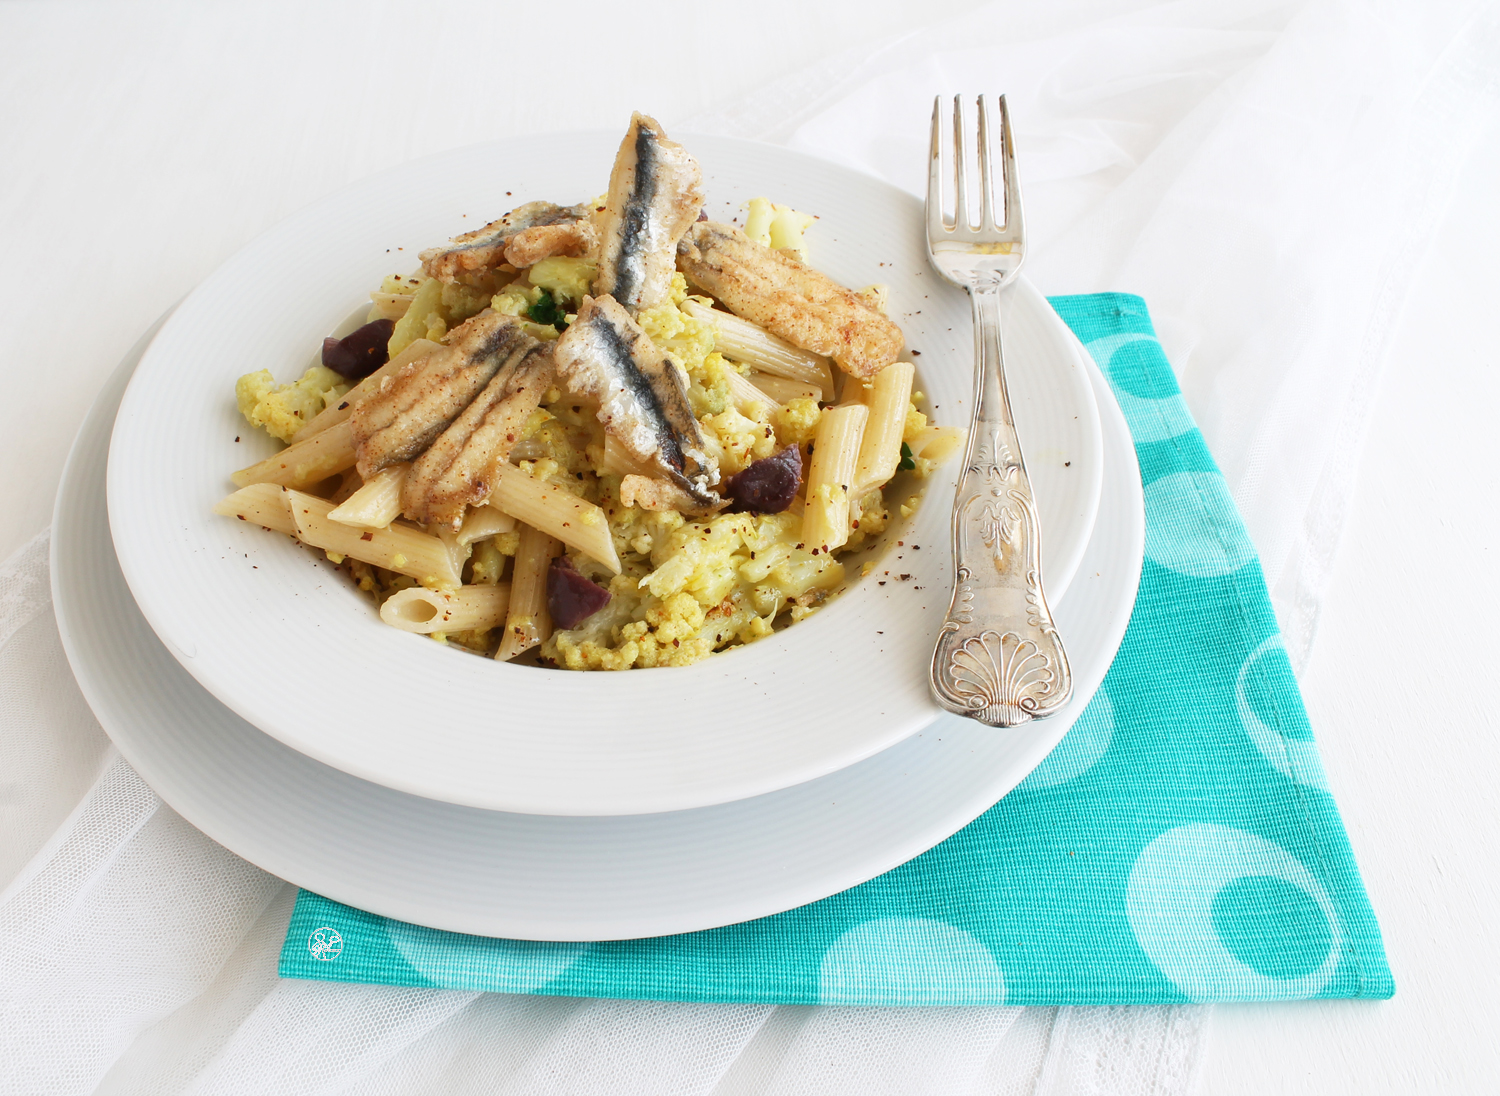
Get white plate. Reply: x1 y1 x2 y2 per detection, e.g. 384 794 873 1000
106 132 1103 816
56 313 1138 940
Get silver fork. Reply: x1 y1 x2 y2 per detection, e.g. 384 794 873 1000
925 95 1071 727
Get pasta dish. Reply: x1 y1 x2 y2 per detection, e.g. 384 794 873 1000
214 114 962 669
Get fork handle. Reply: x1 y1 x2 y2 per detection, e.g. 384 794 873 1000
929 279 1072 726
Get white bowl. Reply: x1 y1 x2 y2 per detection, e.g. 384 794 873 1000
107 132 1103 816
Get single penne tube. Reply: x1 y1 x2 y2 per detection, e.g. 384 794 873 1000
435 524 473 581
495 523 558 661
325 467 364 505
367 291 415 322
212 483 297 536
596 435 659 480
487 462 622 573
853 361 915 493
285 489 461 587
681 300 836 400
231 419 357 490
290 338 441 443
327 464 407 529
725 368 779 416
380 583 512 634
749 371 822 406
457 503 517 547
800 404 868 552
908 424 968 463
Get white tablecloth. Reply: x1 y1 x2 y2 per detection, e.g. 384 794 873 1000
3 1 1497 1091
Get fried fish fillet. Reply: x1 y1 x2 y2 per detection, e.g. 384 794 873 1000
420 201 591 283
503 221 597 268
593 113 704 312
553 294 719 509
401 343 556 529
351 311 534 478
676 221 904 380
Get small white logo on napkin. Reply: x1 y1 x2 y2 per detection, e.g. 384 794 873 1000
308 927 344 961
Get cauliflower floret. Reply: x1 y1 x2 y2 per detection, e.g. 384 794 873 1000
633 280 737 416
903 404 928 442
517 406 594 479
700 406 777 475
490 282 562 342
235 365 348 443
640 513 753 601
379 274 422 296
492 282 541 316
388 277 448 356
744 197 817 260
846 488 889 550
468 539 508 585
528 256 597 304
441 281 492 325
774 396 823 448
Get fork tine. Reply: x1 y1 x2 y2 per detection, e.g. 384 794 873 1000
977 95 996 233
997 94 1023 238
927 96 946 240
951 96 967 231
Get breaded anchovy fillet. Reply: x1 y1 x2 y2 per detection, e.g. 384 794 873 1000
401 344 556 529
553 295 719 508
676 221 904 380
620 475 724 514
504 221 596 268
593 113 704 313
351 311 534 479
420 201 591 283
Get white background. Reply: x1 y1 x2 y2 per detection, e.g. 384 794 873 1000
2 0 1497 1091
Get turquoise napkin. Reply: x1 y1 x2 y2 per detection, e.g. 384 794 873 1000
279 294 1393 1005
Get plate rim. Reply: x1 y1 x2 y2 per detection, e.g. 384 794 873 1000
54 306 1140 940
103 130 1104 817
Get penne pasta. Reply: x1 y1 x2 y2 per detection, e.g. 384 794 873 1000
325 467 364 505
435 524 473 582
495 523 557 660
853 361 915 493
285 489 462 587
367 291 415 322
328 464 407 529
725 368 778 416
231 419 357 490
290 338 441 443
748 371 821 406
800 403 868 553
681 300 836 401
212 483 297 536
457 504 517 547
216 116 974 672
908 424 967 464
597 434 659 479
487 463 622 573
380 583 512 634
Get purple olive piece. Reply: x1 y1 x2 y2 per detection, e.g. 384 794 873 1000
547 556 612 630
726 445 803 513
321 318 395 380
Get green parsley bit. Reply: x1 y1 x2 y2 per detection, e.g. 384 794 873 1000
526 288 568 330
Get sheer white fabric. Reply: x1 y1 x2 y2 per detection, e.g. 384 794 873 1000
686 0 1499 668
0 536 1207 1093
4 0 1495 1090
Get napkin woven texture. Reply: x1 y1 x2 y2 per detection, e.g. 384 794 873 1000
279 293 1393 1007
